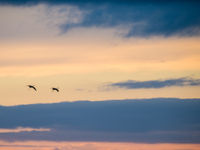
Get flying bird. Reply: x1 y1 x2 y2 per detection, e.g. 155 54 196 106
27 85 37 91
52 87 59 92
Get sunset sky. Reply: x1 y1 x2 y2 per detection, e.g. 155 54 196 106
0 0 200 150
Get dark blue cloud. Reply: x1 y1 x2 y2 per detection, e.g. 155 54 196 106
0 0 198 5
74 1 200 37
0 98 200 143
108 78 200 89
1 0 200 37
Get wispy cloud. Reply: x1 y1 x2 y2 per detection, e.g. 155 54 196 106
0 4 83 39
107 78 200 89
0 127 50 133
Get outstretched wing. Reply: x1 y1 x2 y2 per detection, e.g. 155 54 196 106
52 88 59 92
27 85 37 91
31 86 37 91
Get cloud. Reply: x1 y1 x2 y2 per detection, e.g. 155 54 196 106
79 1 200 37
107 78 200 89
0 98 200 143
1 0 200 37
0 127 50 133
0 4 83 39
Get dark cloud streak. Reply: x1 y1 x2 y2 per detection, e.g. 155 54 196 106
108 78 200 89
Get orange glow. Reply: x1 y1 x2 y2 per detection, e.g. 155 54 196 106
0 141 199 150
1 36 200 76
1 26 200 105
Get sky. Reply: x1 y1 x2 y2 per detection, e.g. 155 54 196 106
0 0 200 149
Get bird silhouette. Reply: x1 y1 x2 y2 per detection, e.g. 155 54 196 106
27 85 37 91
52 87 59 92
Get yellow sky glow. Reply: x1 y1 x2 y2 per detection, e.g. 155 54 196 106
0 8 200 105
0 35 200 105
